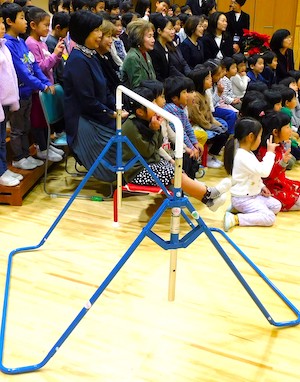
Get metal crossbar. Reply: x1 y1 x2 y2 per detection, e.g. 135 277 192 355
1 85 299 375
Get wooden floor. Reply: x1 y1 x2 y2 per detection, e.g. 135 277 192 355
1 159 300 382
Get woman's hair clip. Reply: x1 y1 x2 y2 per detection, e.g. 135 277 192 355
259 111 265 117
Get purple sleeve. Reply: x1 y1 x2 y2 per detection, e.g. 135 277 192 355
26 38 61 74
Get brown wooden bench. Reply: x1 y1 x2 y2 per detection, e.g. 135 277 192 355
0 135 51 205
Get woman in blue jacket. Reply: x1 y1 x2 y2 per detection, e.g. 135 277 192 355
64 11 127 182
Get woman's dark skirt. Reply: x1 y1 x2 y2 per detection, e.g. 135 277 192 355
72 117 116 182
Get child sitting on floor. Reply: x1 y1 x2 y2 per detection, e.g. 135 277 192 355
204 58 237 135
188 65 229 168
219 56 242 110
163 76 202 178
257 111 300 211
231 52 249 100
141 78 206 179
279 86 300 161
247 54 266 84
261 51 277 88
223 117 281 231
122 85 231 211
110 14 127 73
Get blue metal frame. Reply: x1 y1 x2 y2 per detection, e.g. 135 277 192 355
1 95 300 375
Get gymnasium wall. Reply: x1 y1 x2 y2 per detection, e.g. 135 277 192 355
32 0 300 69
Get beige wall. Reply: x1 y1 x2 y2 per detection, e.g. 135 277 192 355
33 0 300 69
295 1 300 69
218 0 299 68
31 0 49 12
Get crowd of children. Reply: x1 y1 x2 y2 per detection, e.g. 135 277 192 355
0 0 300 233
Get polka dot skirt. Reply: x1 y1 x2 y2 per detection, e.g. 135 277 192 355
131 159 175 186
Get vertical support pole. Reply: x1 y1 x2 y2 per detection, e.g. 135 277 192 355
168 249 177 301
117 171 123 210
116 90 123 213
168 157 183 301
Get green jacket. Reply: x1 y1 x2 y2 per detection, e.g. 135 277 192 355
281 107 298 147
121 48 156 89
122 114 163 183
281 106 293 122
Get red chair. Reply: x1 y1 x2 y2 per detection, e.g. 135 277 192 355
113 183 173 223
201 143 208 167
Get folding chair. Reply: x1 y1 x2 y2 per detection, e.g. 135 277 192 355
39 84 69 197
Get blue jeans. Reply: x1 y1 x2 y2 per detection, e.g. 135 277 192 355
213 107 237 135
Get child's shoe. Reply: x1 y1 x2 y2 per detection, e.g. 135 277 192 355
4 169 23 181
27 156 44 167
226 203 239 214
207 154 223 168
0 172 20 186
52 132 67 145
12 158 37 170
208 193 227 212
50 145 65 156
209 177 231 199
215 177 231 194
36 149 63 162
195 166 205 178
224 212 238 232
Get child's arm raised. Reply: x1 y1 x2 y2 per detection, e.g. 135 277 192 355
26 38 62 74
266 135 279 153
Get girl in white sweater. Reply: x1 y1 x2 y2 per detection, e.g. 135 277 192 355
223 117 282 231
231 52 250 100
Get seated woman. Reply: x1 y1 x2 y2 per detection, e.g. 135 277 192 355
96 19 121 95
121 19 156 89
149 13 191 82
64 10 127 182
202 11 234 61
270 29 295 83
180 15 205 69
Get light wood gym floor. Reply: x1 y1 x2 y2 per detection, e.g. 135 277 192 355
1 158 300 382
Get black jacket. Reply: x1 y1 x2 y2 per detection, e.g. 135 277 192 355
225 10 250 42
202 32 234 61
149 41 191 82
149 41 170 82
275 48 295 83
186 0 205 15
180 37 204 69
